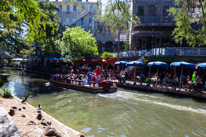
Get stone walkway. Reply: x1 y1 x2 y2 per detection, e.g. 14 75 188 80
0 105 20 137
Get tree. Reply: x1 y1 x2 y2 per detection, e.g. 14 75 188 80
57 27 98 63
26 0 61 59
95 0 139 71
169 0 206 46
102 51 113 59
123 42 130 51
0 0 53 39
0 0 55 56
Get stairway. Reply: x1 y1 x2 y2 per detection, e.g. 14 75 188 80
121 49 151 76
68 11 91 27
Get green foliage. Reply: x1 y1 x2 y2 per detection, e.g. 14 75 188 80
26 1 61 58
0 0 53 43
169 0 206 46
3 89 12 98
10 62 20 67
0 85 12 98
102 52 113 59
95 1 139 35
124 42 130 51
57 27 98 63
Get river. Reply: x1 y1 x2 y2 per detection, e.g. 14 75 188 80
4 69 206 137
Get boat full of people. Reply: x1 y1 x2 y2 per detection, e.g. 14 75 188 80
49 66 117 94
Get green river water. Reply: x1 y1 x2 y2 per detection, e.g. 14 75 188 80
4 70 206 137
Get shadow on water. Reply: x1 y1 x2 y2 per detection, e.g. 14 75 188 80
3 69 65 99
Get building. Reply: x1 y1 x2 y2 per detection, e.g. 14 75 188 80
131 0 176 50
48 0 98 32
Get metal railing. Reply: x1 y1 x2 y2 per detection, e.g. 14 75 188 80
137 16 174 25
149 47 206 57
99 50 147 58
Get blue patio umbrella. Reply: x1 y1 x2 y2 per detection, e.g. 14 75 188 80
127 61 145 66
147 61 169 68
170 61 195 69
170 61 195 89
51 57 58 62
114 61 128 66
147 61 169 85
127 61 145 85
45 57 52 62
197 63 206 69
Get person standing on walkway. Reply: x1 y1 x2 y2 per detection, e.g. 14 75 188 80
93 65 102 81
191 71 197 82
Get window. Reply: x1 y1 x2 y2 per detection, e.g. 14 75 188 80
56 0 58 1
89 18 92 26
78 0 82 1
163 6 169 16
137 6 144 16
148 5 156 16
59 5 62 11
67 5 70 11
72 18 75 24
81 18 84 26
59 17 61 22
81 5 84 10
90 6 93 12
66 18 70 24
86 0 88 2
73 5 76 11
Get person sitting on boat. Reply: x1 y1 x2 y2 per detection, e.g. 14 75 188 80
53 73 59 78
58 74 63 79
93 65 102 81
87 71 92 84
83 76 87 85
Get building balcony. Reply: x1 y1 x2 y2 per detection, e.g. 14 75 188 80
136 15 174 27
135 0 174 2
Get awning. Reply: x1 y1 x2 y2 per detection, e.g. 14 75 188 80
87 59 97 65
79 59 87 64
107 58 117 67
96 59 106 66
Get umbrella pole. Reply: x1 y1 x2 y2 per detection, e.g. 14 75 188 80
149 67 151 78
179 68 183 91
134 67 136 85
156 67 159 86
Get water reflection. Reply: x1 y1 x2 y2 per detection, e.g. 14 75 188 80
4 70 206 137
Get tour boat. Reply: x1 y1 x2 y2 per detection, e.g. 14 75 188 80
49 77 118 94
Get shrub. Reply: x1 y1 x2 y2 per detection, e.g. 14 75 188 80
10 62 20 67
2 89 12 98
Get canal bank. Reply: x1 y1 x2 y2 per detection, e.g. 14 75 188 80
0 96 84 137
4 69 206 137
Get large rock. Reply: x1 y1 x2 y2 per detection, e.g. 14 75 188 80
36 113 42 120
41 119 51 126
8 109 15 116
44 126 62 137
22 107 26 109
28 120 36 125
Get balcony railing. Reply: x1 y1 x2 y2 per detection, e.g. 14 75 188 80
136 0 174 2
149 47 206 57
137 15 173 25
99 50 147 58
